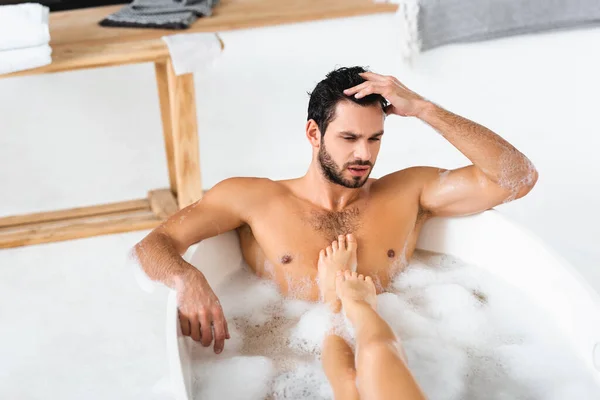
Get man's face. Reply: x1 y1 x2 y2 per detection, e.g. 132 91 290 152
318 101 385 188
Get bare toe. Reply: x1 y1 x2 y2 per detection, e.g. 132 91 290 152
332 241 339 251
346 234 357 251
352 271 358 279
319 249 325 261
344 270 352 279
326 246 333 257
338 235 346 250
358 274 364 280
365 276 373 283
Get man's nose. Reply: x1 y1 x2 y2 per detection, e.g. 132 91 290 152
354 141 371 161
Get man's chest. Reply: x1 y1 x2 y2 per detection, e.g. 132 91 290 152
238 198 424 297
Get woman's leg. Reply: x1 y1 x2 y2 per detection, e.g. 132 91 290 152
318 234 360 399
317 234 425 400
336 270 426 400
322 333 360 400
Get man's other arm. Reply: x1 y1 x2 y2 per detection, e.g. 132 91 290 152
133 177 264 352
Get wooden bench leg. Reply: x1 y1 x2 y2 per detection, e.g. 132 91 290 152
154 58 202 209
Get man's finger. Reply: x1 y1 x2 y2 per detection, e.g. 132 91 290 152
200 313 213 347
212 317 227 354
190 316 202 342
354 83 385 99
224 318 231 339
343 81 370 96
358 71 388 82
179 311 191 337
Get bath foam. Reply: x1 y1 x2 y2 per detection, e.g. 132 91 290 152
190 251 599 399
288 304 354 356
213 267 321 373
282 298 314 319
287 303 331 355
271 361 333 400
216 268 282 327
402 337 468 400
391 252 598 400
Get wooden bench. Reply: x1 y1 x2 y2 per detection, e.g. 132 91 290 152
0 0 397 248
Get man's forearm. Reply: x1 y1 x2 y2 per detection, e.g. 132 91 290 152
134 232 202 290
416 101 538 190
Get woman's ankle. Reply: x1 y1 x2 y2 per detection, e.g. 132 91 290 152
342 298 375 325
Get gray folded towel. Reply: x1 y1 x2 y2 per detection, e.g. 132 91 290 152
393 0 600 61
418 0 600 51
100 0 219 29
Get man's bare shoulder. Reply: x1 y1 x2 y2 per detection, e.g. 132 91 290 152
207 177 284 197
203 177 288 208
372 166 442 194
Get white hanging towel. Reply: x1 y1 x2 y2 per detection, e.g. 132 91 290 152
162 32 223 76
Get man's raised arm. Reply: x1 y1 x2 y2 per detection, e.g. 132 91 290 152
415 103 538 216
345 71 538 216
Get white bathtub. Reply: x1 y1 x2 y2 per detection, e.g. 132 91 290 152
165 210 600 399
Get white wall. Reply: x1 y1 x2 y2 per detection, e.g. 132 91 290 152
1 13 599 287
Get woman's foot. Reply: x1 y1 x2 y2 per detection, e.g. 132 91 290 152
336 270 377 323
317 234 357 312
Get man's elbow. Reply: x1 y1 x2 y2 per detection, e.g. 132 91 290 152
515 167 539 199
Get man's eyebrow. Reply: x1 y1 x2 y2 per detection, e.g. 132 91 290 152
339 131 384 138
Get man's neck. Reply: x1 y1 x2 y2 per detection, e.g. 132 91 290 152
300 163 366 211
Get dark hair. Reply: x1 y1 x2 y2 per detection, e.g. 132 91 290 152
307 66 388 137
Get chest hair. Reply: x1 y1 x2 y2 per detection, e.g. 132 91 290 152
305 207 361 242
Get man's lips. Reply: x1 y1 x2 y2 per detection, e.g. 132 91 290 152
348 166 370 176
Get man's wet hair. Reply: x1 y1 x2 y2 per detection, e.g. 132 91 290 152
307 66 388 138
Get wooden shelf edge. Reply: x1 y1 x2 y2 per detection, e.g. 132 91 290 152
0 198 150 229
0 189 177 249
0 214 161 249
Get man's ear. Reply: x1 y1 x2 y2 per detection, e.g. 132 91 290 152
306 119 322 148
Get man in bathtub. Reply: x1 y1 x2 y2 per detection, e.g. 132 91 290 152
134 66 537 368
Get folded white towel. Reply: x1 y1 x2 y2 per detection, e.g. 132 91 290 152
0 3 50 51
0 44 52 75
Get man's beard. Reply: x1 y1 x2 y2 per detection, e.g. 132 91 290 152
318 141 372 189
